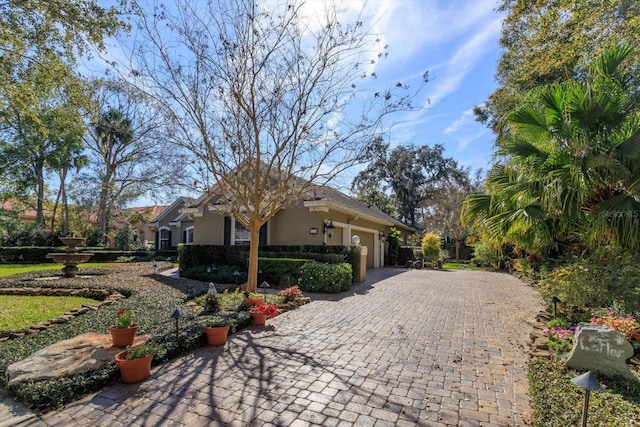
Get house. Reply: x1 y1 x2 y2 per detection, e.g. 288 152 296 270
181 185 414 269
148 197 195 249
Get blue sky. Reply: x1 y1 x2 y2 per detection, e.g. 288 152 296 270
340 0 504 174
90 0 505 203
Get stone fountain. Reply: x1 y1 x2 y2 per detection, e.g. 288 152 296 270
47 237 94 278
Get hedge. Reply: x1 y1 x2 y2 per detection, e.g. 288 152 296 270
179 244 361 283
0 247 178 263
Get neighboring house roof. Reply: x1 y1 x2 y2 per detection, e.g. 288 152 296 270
303 186 415 232
149 197 195 226
0 199 53 222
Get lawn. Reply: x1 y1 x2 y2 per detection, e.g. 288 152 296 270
0 263 114 277
442 262 487 271
0 295 99 330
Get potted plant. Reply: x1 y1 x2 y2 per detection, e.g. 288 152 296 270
109 308 137 347
244 291 264 307
115 341 166 383
250 303 279 326
203 317 236 346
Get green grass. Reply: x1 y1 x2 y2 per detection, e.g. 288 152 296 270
442 262 487 271
0 295 99 330
0 263 112 277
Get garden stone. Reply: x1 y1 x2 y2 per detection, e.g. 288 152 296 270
565 323 636 381
6 333 148 386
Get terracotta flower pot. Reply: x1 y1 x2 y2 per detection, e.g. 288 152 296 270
109 325 138 347
115 351 153 383
245 297 264 307
251 312 267 326
204 325 230 346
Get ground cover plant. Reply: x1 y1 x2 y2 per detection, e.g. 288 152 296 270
0 262 294 410
0 295 99 330
529 358 640 426
522 250 640 425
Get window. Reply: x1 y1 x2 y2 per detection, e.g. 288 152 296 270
234 221 251 245
159 228 171 249
184 226 194 244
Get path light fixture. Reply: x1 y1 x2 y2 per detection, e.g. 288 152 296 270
571 371 605 427
152 260 157 274
260 281 270 295
233 270 240 286
549 296 562 318
171 308 183 341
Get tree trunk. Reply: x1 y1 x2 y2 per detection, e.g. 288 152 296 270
246 221 261 292
35 161 45 228
97 172 112 242
455 238 460 262
61 167 70 235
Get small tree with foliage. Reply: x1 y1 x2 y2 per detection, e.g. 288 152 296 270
115 223 138 250
421 233 441 268
386 227 401 265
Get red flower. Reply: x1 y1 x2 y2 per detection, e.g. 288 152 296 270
250 303 279 318
116 309 126 315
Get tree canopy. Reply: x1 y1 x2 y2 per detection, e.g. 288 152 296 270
351 142 462 227
475 0 640 142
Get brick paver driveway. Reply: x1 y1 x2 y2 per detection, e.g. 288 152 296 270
41 268 544 427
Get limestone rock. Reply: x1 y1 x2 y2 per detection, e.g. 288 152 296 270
565 323 636 381
6 333 147 386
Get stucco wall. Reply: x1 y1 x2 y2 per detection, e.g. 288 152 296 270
193 210 225 245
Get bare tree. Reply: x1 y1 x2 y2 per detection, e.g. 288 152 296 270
124 0 427 290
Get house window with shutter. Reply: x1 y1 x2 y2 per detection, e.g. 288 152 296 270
159 228 171 249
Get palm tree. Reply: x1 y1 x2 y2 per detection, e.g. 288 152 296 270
464 45 640 254
93 108 134 242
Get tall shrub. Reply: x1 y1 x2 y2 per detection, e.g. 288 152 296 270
421 233 440 261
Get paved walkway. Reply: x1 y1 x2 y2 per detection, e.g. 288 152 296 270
17 268 543 426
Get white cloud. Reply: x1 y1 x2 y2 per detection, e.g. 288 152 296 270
444 108 490 152
423 15 502 106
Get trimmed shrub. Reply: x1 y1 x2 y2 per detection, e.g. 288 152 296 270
179 244 360 283
421 233 441 262
299 262 352 293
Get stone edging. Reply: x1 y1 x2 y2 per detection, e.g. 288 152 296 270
529 310 553 358
0 287 126 341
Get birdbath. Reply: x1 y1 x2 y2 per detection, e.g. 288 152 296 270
47 237 94 278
